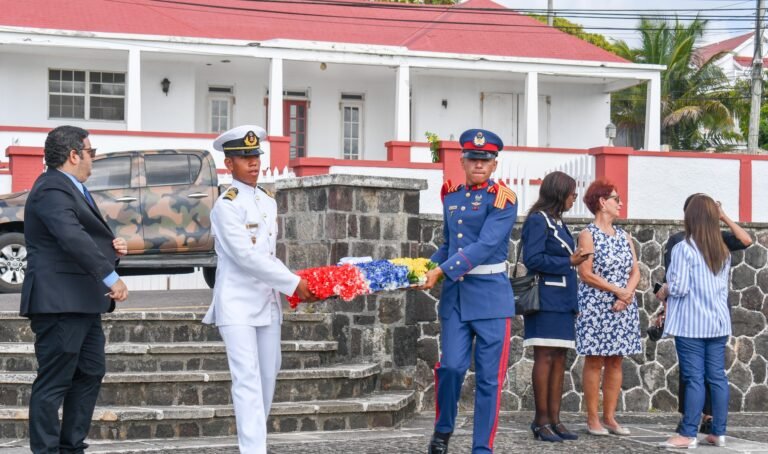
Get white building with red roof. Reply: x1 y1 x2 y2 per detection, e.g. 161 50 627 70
696 32 768 83
0 0 664 162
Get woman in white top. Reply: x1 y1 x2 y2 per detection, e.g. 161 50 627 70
661 194 731 449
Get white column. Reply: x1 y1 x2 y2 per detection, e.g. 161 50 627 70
395 64 410 141
268 57 284 136
126 48 142 131
524 72 538 147
644 73 661 151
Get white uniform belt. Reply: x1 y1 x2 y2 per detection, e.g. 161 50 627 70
467 263 507 275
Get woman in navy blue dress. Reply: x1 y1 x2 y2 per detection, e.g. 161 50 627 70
521 171 590 442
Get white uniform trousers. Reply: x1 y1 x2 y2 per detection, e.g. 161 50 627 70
219 307 281 454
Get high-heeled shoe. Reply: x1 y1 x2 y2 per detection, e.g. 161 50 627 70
530 423 564 442
704 435 726 447
550 423 579 440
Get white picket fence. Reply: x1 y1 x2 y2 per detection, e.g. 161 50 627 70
493 154 595 218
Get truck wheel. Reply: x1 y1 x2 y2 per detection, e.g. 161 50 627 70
0 232 26 293
203 266 216 288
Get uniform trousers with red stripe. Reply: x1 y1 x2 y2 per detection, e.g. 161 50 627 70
434 306 512 454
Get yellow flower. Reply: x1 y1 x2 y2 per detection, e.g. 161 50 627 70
389 257 436 284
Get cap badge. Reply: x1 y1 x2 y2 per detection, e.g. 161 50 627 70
473 132 486 147
244 131 259 148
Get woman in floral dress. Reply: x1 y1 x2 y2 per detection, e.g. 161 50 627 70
576 179 642 436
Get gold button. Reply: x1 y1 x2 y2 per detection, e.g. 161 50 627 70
458 233 463 238
461 206 466 211
465 193 471 197
458 219 463 224
456 261 461 265
459 277 464 282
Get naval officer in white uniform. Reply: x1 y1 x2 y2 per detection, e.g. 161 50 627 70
203 125 315 453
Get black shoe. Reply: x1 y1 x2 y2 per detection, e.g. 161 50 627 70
550 423 579 441
428 432 451 454
530 423 563 442
700 417 713 435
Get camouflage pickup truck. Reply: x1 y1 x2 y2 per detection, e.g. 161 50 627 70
0 149 221 293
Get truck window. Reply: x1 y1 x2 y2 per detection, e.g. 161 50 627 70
145 154 202 186
88 156 132 191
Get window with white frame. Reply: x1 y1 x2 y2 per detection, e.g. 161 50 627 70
209 86 233 133
48 69 125 121
341 93 364 160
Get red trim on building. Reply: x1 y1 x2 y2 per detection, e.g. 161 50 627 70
5 146 44 192
739 158 752 223
589 146 632 219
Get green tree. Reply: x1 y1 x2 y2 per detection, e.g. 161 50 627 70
611 17 741 150
529 15 619 55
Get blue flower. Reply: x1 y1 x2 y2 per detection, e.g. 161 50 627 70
355 260 410 292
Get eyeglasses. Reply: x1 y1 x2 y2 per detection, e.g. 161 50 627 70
81 148 97 158
606 194 622 203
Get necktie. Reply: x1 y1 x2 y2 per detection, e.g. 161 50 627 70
82 185 95 208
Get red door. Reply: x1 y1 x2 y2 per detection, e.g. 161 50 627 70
283 100 308 158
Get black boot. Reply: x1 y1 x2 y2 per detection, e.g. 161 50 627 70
428 432 451 454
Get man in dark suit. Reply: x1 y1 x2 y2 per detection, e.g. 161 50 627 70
21 125 129 454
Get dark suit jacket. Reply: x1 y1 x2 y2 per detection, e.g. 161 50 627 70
20 168 118 316
521 211 578 313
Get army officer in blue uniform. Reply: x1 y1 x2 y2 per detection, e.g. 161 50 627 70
421 129 517 454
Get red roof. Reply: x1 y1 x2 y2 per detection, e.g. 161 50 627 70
0 0 627 63
696 32 753 63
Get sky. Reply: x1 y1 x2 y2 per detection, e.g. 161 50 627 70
498 0 760 47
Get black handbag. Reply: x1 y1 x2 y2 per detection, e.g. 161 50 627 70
510 242 540 316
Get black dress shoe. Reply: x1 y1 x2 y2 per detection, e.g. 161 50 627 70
428 432 451 454
550 423 579 440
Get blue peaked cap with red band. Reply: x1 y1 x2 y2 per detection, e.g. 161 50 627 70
459 128 503 159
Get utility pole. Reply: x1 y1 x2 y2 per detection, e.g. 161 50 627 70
547 0 554 26
748 0 765 153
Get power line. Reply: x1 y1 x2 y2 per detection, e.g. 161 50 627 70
143 0 766 32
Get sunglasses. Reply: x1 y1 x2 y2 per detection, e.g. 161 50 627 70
73 148 97 158
606 194 622 203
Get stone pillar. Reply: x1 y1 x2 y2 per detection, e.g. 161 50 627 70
6 146 44 192
275 175 428 385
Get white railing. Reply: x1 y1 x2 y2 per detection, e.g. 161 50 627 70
492 161 538 216
492 153 595 218
544 155 595 218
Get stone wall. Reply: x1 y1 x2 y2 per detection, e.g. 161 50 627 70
276 176 768 414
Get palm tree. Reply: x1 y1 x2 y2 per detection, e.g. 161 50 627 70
612 18 742 150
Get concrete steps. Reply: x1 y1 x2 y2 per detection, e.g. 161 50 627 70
0 363 382 406
0 391 416 440
0 310 417 443
0 340 339 372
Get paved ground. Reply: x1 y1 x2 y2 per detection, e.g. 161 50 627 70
2 412 768 453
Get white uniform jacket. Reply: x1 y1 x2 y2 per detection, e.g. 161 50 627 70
203 179 300 327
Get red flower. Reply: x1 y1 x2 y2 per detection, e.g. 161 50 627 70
287 265 369 309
